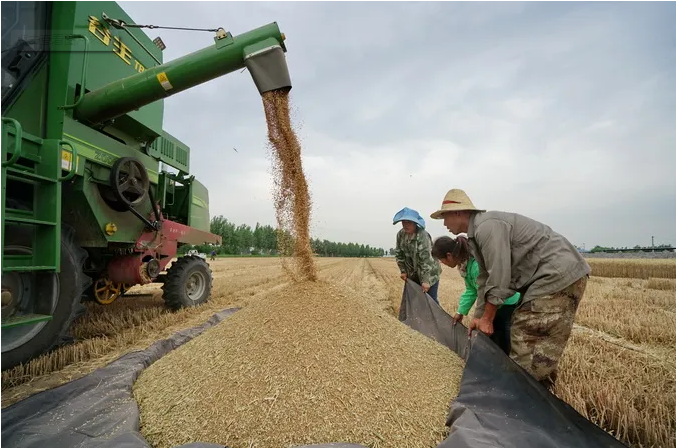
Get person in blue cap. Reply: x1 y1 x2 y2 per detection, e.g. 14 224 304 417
393 207 442 303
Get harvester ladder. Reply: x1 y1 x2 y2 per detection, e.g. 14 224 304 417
1 117 77 273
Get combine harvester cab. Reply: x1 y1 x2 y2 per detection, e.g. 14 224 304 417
1 0 291 370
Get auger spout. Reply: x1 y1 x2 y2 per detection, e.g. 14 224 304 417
74 22 291 126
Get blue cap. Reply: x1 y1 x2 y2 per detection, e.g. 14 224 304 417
393 207 426 229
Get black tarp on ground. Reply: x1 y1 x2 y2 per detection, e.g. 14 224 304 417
399 279 627 448
1 281 628 448
1 309 240 448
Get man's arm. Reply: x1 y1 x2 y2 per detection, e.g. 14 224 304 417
473 264 487 318
469 261 498 334
474 219 514 312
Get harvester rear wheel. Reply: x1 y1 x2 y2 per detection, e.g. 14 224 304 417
1 224 90 370
161 256 213 311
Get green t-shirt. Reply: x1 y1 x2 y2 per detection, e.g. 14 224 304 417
457 258 520 315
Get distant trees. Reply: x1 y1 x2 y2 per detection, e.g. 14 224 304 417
590 244 674 253
310 239 385 258
204 217 279 255
181 215 386 258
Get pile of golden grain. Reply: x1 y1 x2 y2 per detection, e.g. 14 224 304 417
134 280 464 448
263 90 317 282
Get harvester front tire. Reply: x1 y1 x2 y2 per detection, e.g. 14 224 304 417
1 225 90 371
162 256 213 311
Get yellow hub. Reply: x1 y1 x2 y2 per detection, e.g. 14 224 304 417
93 277 128 305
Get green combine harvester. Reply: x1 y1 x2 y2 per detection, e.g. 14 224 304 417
1 1 291 369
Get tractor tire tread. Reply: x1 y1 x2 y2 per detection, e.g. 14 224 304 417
161 255 213 311
1 223 91 369
48 225 91 350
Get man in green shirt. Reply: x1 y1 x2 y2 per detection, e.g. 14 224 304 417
432 235 520 355
393 207 442 303
430 189 590 389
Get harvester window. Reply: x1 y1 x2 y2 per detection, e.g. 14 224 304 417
1 1 49 107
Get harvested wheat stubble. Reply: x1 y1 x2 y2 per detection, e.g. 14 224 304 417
263 89 317 282
134 280 464 448
556 332 676 448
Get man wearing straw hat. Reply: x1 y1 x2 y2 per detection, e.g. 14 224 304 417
430 189 591 389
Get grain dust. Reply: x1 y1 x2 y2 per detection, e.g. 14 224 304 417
134 280 464 448
263 90 317 282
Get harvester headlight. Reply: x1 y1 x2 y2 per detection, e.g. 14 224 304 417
153 36 166 51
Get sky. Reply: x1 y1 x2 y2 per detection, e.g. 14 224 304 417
119 1 676 251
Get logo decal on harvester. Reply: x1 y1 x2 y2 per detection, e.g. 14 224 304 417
157 72 173 91
87 15 147 73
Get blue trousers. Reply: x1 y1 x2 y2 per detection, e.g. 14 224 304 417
426 281 440 304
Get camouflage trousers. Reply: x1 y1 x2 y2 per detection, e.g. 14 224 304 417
510 275 588 387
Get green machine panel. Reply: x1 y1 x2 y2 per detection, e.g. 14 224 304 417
190 179 212 233
69 2 164 138
148 131 190 173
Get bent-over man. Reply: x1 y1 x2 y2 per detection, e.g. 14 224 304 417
430 189 591 389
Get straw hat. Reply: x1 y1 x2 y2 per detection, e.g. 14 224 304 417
430 189 485 219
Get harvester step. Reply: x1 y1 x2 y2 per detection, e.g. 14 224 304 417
3 254 32 267
2 266 56 272
4 207 32 216
6 167 57 183
4 213 57 227
1 314 53 329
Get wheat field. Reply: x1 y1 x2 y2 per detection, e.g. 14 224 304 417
2 257 675 448
587 258 676 279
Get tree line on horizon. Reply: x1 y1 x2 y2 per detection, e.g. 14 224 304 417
180 216 388 258
588 244 674 253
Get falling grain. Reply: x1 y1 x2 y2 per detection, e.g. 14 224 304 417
262 89 317 282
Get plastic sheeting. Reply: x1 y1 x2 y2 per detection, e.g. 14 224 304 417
1 282 628 448
1 309 239 448
399 279 627 448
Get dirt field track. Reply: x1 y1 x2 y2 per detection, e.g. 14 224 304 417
2 257 675 448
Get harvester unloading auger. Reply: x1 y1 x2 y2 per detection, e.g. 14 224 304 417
1 1 291 370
